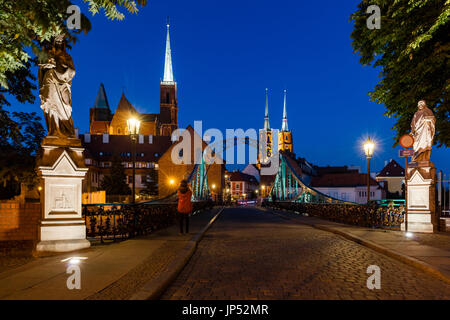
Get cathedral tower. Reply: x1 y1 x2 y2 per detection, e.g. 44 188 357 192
258 88 274 164
160 20 178 137
278 89 293 153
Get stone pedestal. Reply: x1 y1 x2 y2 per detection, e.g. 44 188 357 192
401 163 436 233
35 137 90 252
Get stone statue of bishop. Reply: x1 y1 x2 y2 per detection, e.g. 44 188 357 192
410 100 435 163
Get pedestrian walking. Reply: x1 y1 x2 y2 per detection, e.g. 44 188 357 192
177 180 193 234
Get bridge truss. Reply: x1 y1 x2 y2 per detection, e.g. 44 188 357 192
269 153 354 204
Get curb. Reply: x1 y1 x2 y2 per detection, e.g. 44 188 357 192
268 209 450 285
129 207 224 300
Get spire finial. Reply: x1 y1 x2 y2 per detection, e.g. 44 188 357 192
282 89 288 131
163 18 174 83
264 88 270 130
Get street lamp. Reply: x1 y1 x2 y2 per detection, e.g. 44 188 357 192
127 117 141 204
363 137 375 204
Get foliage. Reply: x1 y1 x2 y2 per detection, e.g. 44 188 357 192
0 110 45 199
0 0 146 198
142 167 158 196
0 0 147 90
100 154 131 195
350 0 450 147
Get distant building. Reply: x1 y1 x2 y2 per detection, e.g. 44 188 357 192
376 159 405 199
311 172 385 204
81 134 172 195
229 171 259 199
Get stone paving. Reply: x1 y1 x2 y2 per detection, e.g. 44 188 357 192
162 207 450 300
0 208 219 300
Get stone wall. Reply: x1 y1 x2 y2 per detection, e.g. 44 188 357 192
0 202 41 241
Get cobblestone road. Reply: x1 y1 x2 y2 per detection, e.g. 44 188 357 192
162 207 450 300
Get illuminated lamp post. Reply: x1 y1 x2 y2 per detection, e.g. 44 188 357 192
363 137 375 204
127 118 141 204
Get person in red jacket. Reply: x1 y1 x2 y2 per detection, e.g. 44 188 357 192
177 180 193 234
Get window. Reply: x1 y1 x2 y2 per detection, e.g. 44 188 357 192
141 175 146 184
235 183 240 190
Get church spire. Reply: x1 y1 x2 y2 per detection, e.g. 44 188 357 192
264 88 270 130
163 17 174 83
281 89 288 131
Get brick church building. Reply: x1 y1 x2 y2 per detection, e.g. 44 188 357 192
81 22 184 199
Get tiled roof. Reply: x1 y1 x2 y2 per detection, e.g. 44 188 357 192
229 171 258 184
93 83 110 109
81 134 172 163
311 173 380 188
141 113 158 122
377 159 405 177
314 166 358 175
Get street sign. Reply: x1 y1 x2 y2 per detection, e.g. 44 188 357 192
399 134 414 149
399 149 414 157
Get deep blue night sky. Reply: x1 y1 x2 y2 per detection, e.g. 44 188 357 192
11 0 449 173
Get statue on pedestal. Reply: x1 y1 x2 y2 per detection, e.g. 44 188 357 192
35 34 89 253
410 100 435 163
38 35 76 139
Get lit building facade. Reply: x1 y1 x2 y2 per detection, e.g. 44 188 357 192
82 22 179 198
89 23 178 138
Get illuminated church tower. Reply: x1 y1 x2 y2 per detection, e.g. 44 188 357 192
159 19 178 137
258 89 274 164
278 89 293 153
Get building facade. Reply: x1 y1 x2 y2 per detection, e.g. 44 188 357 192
82 22 179 198
229 171 259 200
376 159 405 199
311 171 385 204
89 23 178 138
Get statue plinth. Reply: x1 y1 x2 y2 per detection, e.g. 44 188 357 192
35 139 90 253
402 163 436 233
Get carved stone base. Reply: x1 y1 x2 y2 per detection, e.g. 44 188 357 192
402 165 436 233
36 239 91 253
35 143 90 253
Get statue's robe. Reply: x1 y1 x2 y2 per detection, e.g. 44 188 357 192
39 48 76 138
411 106 435 162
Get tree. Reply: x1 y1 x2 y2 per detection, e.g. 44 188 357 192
0 110 45 199
0 0 146 197
100 154 130 195
0 0 148 143
142 167 158 197
350 0 449 147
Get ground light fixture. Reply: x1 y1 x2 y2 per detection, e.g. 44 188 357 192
61 257 88 265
